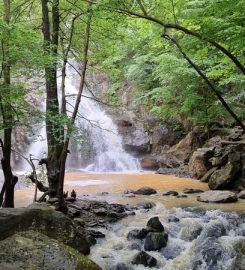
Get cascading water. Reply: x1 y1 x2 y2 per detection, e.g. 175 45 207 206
89 203 245 270
24 64 140 172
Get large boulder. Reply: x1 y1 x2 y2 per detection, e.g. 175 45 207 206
134 187 157 195
167 131 202 164
197 191 238 203
0 231 101 270
188 148 214 178
208 162 240 190
144 232 168 251
132 251 157 268
146 216 164 232
0 205 90 255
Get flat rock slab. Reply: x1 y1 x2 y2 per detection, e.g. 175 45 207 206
197 191 238 203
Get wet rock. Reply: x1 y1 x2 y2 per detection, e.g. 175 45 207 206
123 189 135 194
146 216 164 232
201 221 226 238
144 232 168 251
168 216 180 222
182 188 203 194
132 251 157 267
200 167 218 183
176 194 188 198
129 242 141 250
189 148 213 178
67 207 80 218
197 190 238 203
134 187 157 195
93 208 107 216
162 190 178 196
238 190 245 199
208 162 240 190
127 229 147 240
73 218 85 227
110 263 133 270
140 156 159 170
0 231 101 270
88 230 105 239
123 193 135 198
136 202 156 209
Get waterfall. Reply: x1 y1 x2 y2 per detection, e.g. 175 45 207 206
64 64 140 172
24 64 140 172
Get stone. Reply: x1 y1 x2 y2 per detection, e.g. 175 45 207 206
93 208 107 216
67 207 80 218
162 190 178 196
200 167 218 183
144 232 168 251
176 194 188 198
0 231 101 270
188 148 214 178
182 188 203 194
157 153 180 168
136 202 156 209
208 162 241 190
140 156 159 169
134 187 157 195
88 230 105 239
168 216 180 222
238 190 245 199
146 216 164 232
0 206 90 255
132 251 157 267
197 191 238 203
127 229 147 240
123 189 135 194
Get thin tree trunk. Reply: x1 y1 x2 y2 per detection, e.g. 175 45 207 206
57 9 92 211
0 0 17 208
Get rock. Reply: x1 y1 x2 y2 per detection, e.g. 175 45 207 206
234 238 245 270
88 230 105 239
73 218 85 227
201 221 226 238
146 216 164 232
129 242 142 250
162 190 178 196
67 207 80 218
182 188 203 194
208 162 240 190
200 167 218 183
0 206 90 255
0 231 101 270
136 202 156 209
176 194 188 198
168 216 180 222
123 189 135 194
157 153 180 168
123 193 135 198
134 187 157 195
127 229 147 240
238 190 245 199
65 197 76 203
93 208 107 216
140 156 159 169
167 131 202 164
197 191 238 203
188 148 214 178
110 263 133 270
132 251 157 267
48 197 59 204
144 232 168 251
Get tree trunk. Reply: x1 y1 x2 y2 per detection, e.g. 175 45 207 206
0 0 17 208
41 0 62 198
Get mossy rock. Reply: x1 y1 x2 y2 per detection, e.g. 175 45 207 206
0 231 101 270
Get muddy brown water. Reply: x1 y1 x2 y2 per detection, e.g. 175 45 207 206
15 172 245 213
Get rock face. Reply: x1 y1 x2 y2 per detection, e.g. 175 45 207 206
140 156 159 169
132 251 157 268
134 187 157 195
197 191 238 203
188 148 213 178
0 205 90 255
0 231 101 270
208 162 240 190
